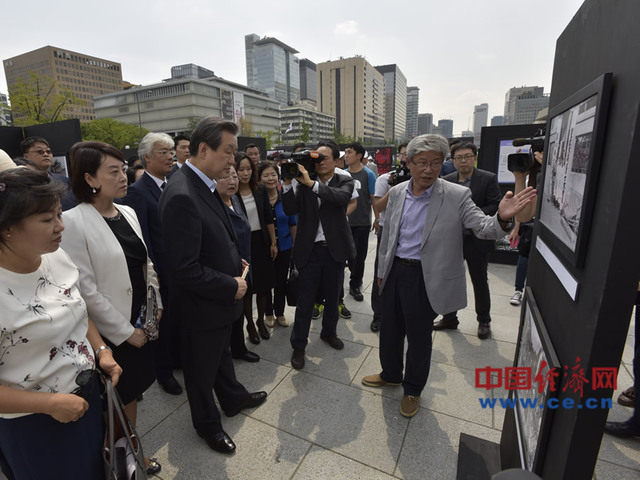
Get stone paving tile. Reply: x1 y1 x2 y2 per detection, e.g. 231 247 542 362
594 459 640 480
292 445 398 480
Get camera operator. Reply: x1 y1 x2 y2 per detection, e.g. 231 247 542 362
282 140 356 370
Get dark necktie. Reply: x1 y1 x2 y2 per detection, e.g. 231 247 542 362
160 182 166 190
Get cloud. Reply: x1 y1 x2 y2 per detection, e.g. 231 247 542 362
334 20 359 36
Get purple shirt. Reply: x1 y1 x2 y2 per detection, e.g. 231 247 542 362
394 179 434 260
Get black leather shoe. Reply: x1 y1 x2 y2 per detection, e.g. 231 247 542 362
232 351 260 363
224 391 268 417
204 431 236 453
349 286 364 301
146 457 162 475
478 322 491 340
291 349 305 369
370 318 381 332
320 335 344 350
605 421 640 438
433 319 459 331
257 320 270 340
158 377 183 395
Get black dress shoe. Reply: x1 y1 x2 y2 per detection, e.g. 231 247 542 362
232 351 260 362
478 322 491 340
146 457 162 475
291 348 305 369
433 319 459 331
370 318 381 332
320 335 344 350
158 377 183 395
349 286 364 301
204 431 236 453
224 391 268 417
257 320 270 340
605 421 640 438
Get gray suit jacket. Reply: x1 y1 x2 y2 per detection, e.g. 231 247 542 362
377 178 508 315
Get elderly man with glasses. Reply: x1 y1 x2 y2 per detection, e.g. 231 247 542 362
434 142 502 340
361 134 536 418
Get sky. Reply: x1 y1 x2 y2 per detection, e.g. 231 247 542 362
1 0 586 137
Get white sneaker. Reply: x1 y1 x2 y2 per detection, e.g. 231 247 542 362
510 291 523 306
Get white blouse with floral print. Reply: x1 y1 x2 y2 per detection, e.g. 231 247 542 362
0 248 95 418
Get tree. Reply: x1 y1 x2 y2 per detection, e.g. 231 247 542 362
184 116 203 137
9 72 84 126
81 118 149 149
298 120 311 144
332 127 355 145
256 129 280 150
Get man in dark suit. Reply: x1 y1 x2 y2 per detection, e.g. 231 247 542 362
158 117 266 453
282 140 356 370
434 142 503 339
122 132 183 395
168 134 190 178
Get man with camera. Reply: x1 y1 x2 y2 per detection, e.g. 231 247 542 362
434 142 502 339
282 140 356 370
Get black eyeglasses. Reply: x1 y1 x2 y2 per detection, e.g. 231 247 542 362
71 369 98 398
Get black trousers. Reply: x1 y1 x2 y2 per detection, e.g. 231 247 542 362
380 258 437 396
153 284 181 381
181 325 250 438
348 225 370 289
266 248 292 317
443 235 491 324
371 226 383 321
291 243 344 350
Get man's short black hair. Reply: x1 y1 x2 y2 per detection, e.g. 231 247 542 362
173 134 190 144
189 117 238 157
244 143 260 152
20 136 50 155
316 140 340 160
346 142 365 159
451 142 478 158
398 140 410 152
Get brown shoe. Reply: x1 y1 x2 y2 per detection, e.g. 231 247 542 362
401 395 420 418
477 322 491 339
618 386 635 407
361 373 401 387
291 349 305 370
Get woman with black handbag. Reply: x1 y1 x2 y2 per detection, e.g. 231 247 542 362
0 168 122 479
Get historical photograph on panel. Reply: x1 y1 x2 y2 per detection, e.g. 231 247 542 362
539 94 598 253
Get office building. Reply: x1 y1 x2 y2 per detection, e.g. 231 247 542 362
433 119 453 139
491 115 505 126
280 102 335 144
94 73 281 137
417 113 434 135
473 103 489 134
504 86 549 125
245 34 300 105
3 46 123 123
375 64 407 142
406 86 420 138
317 56 386 143
299 59 317 104
171 64 214 80
0 93 11 126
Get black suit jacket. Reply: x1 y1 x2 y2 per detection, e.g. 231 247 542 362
159 165 243 330
282 174 356 268
443 168 502 252
122 173 165 280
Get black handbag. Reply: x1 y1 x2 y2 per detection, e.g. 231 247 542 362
286 261 299 306
103 378 148 479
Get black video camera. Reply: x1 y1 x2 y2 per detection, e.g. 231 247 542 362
508 126 546 173
389 158 411 186
279 150 326 179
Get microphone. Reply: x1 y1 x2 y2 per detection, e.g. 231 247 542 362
512 138 531 147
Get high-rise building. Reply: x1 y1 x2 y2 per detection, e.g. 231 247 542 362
245 33 300 106
417 113 434 135
3 45 123 123
374 64 407 142
406 86 420 138
0 93 11 126
433 119 453 138
473 103 489 134
299 59 317 105
491 115 505 126
317 56 386 143
170 64 214 80
504 86 549 125
280 102 335 144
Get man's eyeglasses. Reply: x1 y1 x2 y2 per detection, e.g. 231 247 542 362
411 160 443 170
28 149 52 156
397 152 408 159
452 153 476 161
153 149 176 157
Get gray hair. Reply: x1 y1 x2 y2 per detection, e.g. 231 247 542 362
406 134 449 161
138 132 174 160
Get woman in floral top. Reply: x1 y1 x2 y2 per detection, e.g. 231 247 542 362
0 168 121 479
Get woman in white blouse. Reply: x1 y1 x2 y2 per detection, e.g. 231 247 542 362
0 168 121 479
61 141 162 476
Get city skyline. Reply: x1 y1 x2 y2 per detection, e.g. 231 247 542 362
0 0 584 137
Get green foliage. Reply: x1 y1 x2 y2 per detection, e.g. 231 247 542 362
81 118 149 149
256 129 280 150
332 127 356 145
184 117 203 137
299 120 311 143
9 72 84 126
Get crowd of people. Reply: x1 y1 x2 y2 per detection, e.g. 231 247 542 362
0 119 541 478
